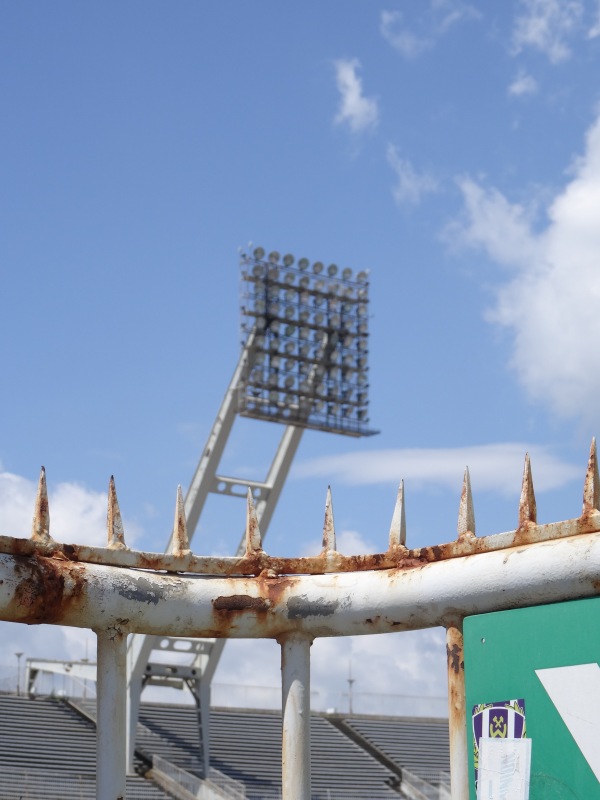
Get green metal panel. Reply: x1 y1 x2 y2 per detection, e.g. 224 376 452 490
464 597 600 799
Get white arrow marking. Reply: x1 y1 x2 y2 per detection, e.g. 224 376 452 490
536 663 600 782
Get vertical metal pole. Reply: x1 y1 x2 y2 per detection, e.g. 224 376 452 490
280 632 312 800
446 621 468 800
97 627 127 800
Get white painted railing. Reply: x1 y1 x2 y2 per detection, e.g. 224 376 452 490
0 440 599 799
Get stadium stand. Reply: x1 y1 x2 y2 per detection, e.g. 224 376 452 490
338 715 451 786
0 693 450 799
0 694 170 799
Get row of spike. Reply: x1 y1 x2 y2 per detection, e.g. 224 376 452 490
30 439 599 556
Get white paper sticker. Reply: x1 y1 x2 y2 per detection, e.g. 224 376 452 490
476 737 531 800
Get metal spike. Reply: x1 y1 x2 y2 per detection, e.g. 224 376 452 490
457 468 476 538
388 481 406 547
107 476 126 549
582 437 600 514
31 466 51 542
518 453 537 527
322 486 336 553
171 486 190 555
245 489 262 554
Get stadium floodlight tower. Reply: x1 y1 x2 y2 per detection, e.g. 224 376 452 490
125 247 376 775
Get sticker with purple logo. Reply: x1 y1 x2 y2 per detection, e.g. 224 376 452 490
472 698 527 790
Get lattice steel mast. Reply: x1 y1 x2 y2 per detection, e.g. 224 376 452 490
126 245 376 773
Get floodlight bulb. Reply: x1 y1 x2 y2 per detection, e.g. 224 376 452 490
358 339 368 352
299 277 310 290
271 321 281 335
314 296 324 307
252 264 265 278
330 314 341 328
314 400 325 412
285 358 295 370
342 267 352 281
358 304 367 317
312 261 324 274
271 356 281 369
315 365 326 379
316 383 326 396
284 376 295 389
269 390 279 402
315 280 325 292
300 343 310 357
284 325 295 337
255 353 265 365
330 366 340 380
268 251 280 264
357 270 368 283
285 341 295 355
285 272 295 286
299 310 310 323
329 404 340 416
314 312 324 326
298 258 309 270
327 264 338 277
357 373 368 386
299 327 310 340
253 247 265 260
357 356 367 369
255 300 266 314
343 354 354 368
283 254 295 267
268 267 279 281
299 380 309 392
284 289 296 303
358 321 368 335
255 335 265 348
256 316 267 330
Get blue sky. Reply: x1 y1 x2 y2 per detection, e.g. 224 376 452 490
1 0 600 712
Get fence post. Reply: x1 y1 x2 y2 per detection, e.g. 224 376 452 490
96 626 127 800
446 620 468 800
280 631 312 800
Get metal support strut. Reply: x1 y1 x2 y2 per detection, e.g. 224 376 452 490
280 632 313 800
97 627 127 800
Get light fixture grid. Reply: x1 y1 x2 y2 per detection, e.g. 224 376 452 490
238 248 376 437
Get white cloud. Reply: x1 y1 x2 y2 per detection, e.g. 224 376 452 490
295 443 579 494
381 2 479 59
508 69 539 97
589 0 600 37
451 112 600 423
512 0 584 63
380 11 433 59
387 144 439 205
0 469 142 546
212 628 448 716
333 59 379 134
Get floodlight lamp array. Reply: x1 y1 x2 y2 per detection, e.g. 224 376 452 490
238 247 376 437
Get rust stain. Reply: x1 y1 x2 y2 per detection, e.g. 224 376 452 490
446 642 464 675
9 555 86 625
213 595 270 612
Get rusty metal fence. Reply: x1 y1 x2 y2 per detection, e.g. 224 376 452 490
1 440 599 799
